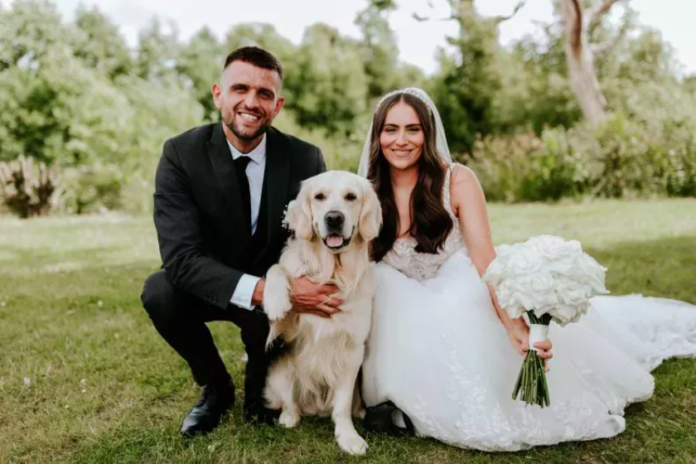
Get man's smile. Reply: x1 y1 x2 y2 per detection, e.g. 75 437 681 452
238 111 262 123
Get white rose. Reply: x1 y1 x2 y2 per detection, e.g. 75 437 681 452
527 272 556 293
528 235 581 259
576 255 609 295
556 284 588 307
505 248 545 277
495 281 527 319
551 303 580 326
499 275 559 316
525 273 560 316
551 300 590 326
484 244 529 284
495 243 523 258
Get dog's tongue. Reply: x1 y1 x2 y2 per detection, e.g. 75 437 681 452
327 235 344 248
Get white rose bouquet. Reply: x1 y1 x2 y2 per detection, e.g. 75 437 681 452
483 235 609 407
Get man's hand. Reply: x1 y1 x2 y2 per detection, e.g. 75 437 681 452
506 319 553 371
289 277 343 318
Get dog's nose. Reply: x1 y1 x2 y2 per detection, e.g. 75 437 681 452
325 211 344 230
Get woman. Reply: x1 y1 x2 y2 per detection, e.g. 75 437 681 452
359 88 696 451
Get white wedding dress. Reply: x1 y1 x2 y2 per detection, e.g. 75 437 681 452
361 167 696 451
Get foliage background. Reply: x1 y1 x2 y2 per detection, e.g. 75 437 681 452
0 0 695 215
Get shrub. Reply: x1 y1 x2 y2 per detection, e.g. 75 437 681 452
0 157 57 218
465 115 696 202
56 163 123 214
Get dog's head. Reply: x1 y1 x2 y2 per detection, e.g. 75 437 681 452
286 171 382 253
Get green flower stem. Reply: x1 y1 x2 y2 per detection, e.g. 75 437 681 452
511 310 552 407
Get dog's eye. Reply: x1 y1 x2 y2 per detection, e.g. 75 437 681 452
345 193 357 202
314 193 326 201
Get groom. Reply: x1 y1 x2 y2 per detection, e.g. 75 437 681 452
141 46 342 437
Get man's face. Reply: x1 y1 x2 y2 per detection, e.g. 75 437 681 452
212 61 284 142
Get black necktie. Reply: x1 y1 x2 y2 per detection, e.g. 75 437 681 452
234 156 252 231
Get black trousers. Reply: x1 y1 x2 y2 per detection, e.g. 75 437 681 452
141 269 276 405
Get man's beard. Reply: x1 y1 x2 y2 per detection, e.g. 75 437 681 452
224 110 272 141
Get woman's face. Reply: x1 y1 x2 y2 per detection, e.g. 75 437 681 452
379 101 424 172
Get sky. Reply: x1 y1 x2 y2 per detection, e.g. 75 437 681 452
11 0 696 75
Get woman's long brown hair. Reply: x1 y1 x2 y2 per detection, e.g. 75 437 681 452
368 93 453 262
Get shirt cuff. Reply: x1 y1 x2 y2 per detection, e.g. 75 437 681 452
230 274 261 310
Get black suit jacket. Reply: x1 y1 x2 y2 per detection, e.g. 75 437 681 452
153 122 326 309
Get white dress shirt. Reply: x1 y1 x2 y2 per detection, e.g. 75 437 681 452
227 135 267 310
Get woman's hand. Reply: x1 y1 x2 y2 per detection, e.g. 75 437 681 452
505 318 553 371
505 318 530 355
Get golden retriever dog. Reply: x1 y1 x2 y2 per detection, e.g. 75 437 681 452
262 171 382 455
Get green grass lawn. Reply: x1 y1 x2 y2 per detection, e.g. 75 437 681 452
1 199 695 464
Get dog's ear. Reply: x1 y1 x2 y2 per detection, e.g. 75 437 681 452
358 180 382 242
287 180 314 240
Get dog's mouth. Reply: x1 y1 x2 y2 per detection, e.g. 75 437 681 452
323 233 351 250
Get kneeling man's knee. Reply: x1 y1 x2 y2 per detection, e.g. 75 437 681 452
141 270 179 319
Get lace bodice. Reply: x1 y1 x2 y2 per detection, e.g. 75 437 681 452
381 166 470 281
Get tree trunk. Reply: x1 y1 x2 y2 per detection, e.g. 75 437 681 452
560 0 608 126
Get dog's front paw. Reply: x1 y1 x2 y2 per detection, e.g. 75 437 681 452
263 266 292 321
263 294 292 321
336 432 368 455
279 408 300 428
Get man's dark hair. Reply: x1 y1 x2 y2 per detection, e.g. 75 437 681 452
223 46 283 79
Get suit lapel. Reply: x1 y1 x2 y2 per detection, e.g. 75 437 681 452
263 128 290 248
207 123 250 245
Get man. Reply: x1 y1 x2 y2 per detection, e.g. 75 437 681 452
141 46 343 437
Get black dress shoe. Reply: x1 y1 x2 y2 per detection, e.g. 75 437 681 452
180 380 235 438
363 401 415 436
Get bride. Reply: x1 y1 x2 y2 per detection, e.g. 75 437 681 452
358 87 696 451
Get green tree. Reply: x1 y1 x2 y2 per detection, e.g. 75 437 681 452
426 0 508 154
0 0 120 166
176 27 224 120
284 23 369 135
135 18 179 81
506 21 582 133
355 3 400 99
0 0 79 71
684 75 696 97
0 51 133 167
73 5 132 78
223 23 296 63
